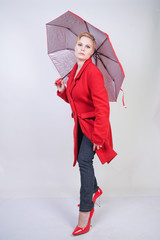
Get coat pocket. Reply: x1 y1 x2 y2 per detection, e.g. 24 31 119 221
78 112 95 119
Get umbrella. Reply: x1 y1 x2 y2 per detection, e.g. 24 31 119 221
46 11 125 102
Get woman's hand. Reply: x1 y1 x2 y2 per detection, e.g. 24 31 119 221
93 143 102 151
54 79 65 92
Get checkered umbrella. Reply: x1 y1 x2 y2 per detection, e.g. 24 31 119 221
46 11 125 101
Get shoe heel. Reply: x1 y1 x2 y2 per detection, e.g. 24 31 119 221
95 196 101 207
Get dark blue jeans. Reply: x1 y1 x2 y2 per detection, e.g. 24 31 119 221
77 122 99 212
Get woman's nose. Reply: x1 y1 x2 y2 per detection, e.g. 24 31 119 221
81 46 85 51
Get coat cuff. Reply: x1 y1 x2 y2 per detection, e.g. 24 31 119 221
91 135 105 146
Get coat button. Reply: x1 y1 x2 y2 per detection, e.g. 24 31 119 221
69 99 71 103
72 112 75 115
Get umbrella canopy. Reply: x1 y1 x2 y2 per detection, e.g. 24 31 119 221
46 11 125 102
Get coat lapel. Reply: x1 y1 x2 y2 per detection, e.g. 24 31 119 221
68 58 92 96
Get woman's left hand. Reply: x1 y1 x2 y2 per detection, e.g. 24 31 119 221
93 144 102 151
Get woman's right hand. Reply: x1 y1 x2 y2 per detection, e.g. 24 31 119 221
54 79 65 92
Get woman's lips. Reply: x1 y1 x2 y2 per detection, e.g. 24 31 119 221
79 52 85 55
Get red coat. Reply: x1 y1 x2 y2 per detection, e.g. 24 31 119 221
57 57 117 166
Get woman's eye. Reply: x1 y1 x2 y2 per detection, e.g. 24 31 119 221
78 43 82 46
86 45 90 49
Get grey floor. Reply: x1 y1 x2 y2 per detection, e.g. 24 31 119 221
0 196 160 240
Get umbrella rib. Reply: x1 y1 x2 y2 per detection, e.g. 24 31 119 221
97 55 117 97
48 24 78 37
98 52 118 63
66 48 75 51
97 37 108 51
49 48 75 54
96 38 118 63
84 21 90 32
97 55 115 82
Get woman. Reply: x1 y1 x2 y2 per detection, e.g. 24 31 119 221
55 32 117 235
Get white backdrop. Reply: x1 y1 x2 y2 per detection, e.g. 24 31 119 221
0 0 160 198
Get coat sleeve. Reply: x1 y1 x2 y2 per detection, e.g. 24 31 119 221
57 88 69 103
88 68 110 145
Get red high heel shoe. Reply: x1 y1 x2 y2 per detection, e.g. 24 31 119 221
78 187 103 207
72 208 94 236
92 187 103 204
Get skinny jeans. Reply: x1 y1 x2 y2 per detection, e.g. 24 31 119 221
77 121 99 212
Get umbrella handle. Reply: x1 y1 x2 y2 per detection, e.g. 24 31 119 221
55 70 71 87
55 78 62 87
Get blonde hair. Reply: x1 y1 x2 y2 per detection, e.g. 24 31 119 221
76 32 96 50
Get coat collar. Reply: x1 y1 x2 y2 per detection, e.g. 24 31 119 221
68 58 92 97
68 57 92 95
69 57 92 82
74 57 92 81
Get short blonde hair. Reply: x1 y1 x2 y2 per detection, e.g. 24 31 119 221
76 32 96 50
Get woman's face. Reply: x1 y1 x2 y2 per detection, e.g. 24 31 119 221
75 36 94 62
